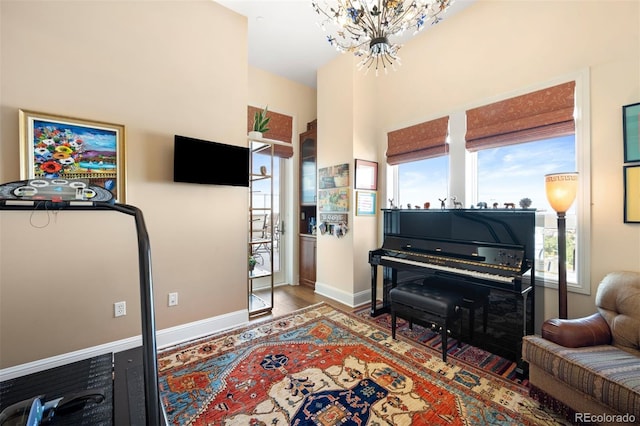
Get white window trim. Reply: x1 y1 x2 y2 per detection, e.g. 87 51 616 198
572 68 592 295
389 68 591 295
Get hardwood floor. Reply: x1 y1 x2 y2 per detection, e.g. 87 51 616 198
250 285 355 321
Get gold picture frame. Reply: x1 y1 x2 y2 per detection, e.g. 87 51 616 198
19 109 126 202
624 164 640 223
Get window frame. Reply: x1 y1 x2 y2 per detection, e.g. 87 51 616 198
389 69 591 295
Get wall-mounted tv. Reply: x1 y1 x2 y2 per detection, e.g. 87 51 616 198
173 135 249 187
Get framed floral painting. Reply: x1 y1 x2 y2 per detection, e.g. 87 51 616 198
19 110 126 202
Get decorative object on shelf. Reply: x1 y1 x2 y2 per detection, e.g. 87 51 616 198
623 102 640 163
624 164 640 223
249 255 257 272
260 165 267 176
545 172 578 319
311 0 453 75
354 159 378 190
503 202 515 209
519 198 532 209
451 196 463 209
388 198 396 209
19 109 126 202
250 105 270 139
423 202 430 209
476 202 487 209
439 198 446 209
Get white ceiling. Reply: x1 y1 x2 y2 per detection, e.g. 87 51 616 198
216 0 476 88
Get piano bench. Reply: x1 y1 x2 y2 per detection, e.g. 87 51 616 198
423 277 490 342
389 282 463 362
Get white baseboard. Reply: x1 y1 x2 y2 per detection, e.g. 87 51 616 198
0 309 248 382
156 308 248 349
314 281 371 308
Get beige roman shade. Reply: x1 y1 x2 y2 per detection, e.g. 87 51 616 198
465 81 576 151
386 116 449 165
247 106 294 158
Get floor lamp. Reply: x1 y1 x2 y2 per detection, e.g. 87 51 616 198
545 172 578 319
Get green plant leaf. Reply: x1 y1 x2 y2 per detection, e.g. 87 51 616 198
253 106 270 132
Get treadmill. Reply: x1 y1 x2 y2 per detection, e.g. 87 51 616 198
0 179 166 425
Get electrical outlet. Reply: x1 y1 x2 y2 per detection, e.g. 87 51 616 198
114 301 126 317
168 292 178 307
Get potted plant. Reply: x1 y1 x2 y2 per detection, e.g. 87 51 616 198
249 106 270 139
249 255 258 272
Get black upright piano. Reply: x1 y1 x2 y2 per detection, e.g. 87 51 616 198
369 208 536 365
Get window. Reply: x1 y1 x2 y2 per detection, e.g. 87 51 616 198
389 70 590 294
386 115 450 208
397 155 449 209
476 135 578 285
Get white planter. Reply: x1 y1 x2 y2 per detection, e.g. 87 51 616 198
248 131 263 140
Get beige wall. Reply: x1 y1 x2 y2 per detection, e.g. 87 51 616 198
316 54 356 302
317 0 640 321
316 54 379 304
1 0 638 369
0 1 315 368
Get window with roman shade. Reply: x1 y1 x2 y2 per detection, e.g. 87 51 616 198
465 81 576 152
386 116 449 165
247 106 294 158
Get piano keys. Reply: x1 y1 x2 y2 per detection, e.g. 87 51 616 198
369 208 536 366
373 234 527 287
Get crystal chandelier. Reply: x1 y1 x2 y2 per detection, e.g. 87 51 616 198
311 0 453 75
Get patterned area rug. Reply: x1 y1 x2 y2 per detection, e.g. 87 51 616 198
351 305 522 382
158 303 568 425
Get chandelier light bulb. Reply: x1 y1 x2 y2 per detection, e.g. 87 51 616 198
311 0 454 74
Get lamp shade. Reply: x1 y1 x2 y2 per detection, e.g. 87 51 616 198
545 172 578 213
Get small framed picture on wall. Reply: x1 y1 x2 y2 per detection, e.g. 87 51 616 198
623 102 640 163
356 191 376 216
624 164 640 223
355 159 378 190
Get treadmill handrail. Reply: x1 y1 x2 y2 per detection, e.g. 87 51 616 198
0 200 162 425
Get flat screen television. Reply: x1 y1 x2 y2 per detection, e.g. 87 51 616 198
173 135 249 187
